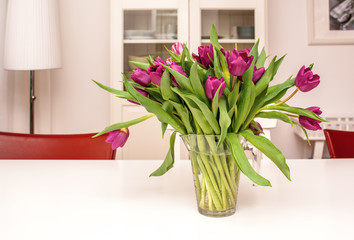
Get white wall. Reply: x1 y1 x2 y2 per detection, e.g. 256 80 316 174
49 0 111 134
0 0 8 131
0 0 111 134
268 0 354 158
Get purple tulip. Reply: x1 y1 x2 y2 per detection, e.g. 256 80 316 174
227 48 254 77
148 57 167 85
131 68 151 87
205 76 226 99
171 42 183 55
299 106 322 131
295 65 320 92
252 66 265 84
249 121 263 136
220 48 229 59
169 61 187 87
105 128 130 150
192 44 214 68
128 88 149 105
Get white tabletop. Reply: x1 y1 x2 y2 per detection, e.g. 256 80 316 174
0 159 353 240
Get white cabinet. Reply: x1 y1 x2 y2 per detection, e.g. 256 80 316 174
111 0 267 160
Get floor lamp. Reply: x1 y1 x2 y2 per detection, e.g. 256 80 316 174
3 0 61 134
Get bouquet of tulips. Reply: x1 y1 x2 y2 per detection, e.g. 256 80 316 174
94 25 325 188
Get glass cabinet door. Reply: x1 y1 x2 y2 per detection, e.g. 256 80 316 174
189 0 266 53
111 0 188 160
123 9 179 84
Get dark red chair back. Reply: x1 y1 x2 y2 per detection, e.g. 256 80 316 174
0 132 116 160
324 129 354 158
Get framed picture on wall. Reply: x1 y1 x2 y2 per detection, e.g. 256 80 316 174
307 0 354 45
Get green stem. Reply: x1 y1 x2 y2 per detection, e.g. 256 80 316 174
196 156 223 211
274 88 299 106
190 152 201 199
200 178 206 209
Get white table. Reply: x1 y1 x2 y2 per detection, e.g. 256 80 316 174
0 159 353 240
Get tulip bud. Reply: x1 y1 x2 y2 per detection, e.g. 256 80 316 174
249 121 263 136
171 42 183 55
105 128 130 150
192 44 214 69
227 49 253 77
131 68 151 87
299 106 322 131
169 61 187 87
204 75 226 99
148 57 167 85
295 65 320 92
252 66 265 84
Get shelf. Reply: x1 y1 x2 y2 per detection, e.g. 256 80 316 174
156 13 178 17
123 39 178 44
201 39 256 44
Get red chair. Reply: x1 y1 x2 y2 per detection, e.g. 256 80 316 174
0 132 116 160
323 129 354 158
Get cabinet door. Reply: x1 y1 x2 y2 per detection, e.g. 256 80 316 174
189 0 267 53
111 0 188 159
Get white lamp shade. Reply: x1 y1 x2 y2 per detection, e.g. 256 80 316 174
3 0 62 70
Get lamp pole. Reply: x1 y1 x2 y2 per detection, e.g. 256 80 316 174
29 70 36 134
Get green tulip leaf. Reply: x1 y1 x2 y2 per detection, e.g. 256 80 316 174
161 101 175 138
150 131 177 176
190 62 208 103
174 88 221 134
129 61 150 71
169 101 194 134
160 70 179 102
265 105 327 122
92 80 135 101
93 113 155 137
218 96 231 147
256 111 294 126
256 47 267 68
273 54 286 78
212 46 224 79
239 129 291 181
210 24 222 50
249 39 259 61
234 61 256 132
263 76 295 106
161 63 193 92
216 48 230 84
226 133 271 186
211 85 223 117
255 57 275 96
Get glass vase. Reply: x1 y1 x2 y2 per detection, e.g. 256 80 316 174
181 134 241 217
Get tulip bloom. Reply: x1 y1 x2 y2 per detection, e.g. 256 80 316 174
131 68 151 87
205 76 226 99
295 65 320 92
252 66 265 84
192 44 214 69
105 128 130 150
249 121 263 136
148 57 167 85
128 88 149 105
171 42 183 55
299 106 322 131
227 48 254 77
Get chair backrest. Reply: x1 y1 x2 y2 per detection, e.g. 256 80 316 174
0 132 116 160
323 129 354 158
